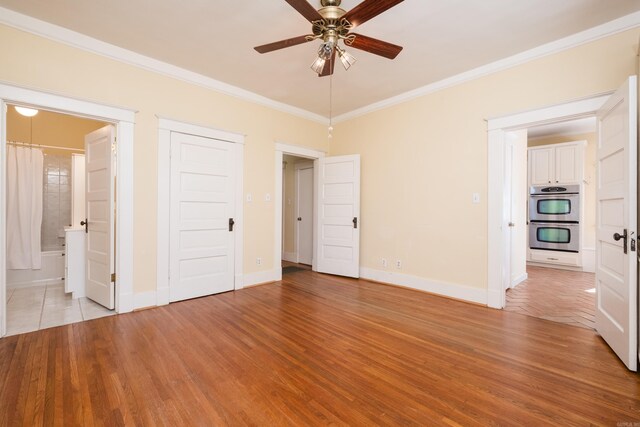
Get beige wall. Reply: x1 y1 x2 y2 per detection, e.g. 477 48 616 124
6 107 105 154
529 132 597 248
330 29 638 292
0 24 328 293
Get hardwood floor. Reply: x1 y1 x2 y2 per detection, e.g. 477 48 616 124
505 266 595 329
1 270 639 425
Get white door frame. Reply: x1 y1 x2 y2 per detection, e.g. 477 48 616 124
274 143 325 281
156 117 244 305
487 92 611 308
0 83 136 337
295 161 314 264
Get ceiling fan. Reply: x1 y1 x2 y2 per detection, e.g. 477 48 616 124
254 0 404 77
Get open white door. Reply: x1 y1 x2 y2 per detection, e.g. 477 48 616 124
84 125 115 309
595 76 637 371
169 132 235 302
315 155 360 278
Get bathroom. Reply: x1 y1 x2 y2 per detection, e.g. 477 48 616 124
5 105 114 335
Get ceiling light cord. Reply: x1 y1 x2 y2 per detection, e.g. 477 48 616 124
328 54 334 140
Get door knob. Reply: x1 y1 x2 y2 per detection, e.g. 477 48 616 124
297 217 302 221
80 219 88 234
613 229 628 254
508 222 515 227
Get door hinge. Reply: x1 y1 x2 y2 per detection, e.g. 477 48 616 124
111 273 116 282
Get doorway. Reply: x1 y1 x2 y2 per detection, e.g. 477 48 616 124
274 143 325 281
4 106 116 335
282 155 314 275
488 79 638 371
503 118 597 329
0 83 136 338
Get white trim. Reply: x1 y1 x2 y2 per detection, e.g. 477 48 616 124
0 7 326 125
157 116 245 144
487 93 609 310
274 143 326 282
282 252 297 263
582 247 596 273
243 269 279 288
510 273 528 289
333 12 640 123
360 267 488 306
156 119 244 307
0 82 135 337
133 291 157 310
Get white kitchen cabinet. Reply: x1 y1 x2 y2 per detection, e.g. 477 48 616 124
528 141 584 185
64 227 86 298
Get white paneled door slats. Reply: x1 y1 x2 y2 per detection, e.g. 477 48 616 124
169 132 235 302
84 125 116 309
315 155 361 278
595 76 637 371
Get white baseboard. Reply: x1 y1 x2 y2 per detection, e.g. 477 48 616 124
582 247 595 273
243 269 279 288
133 291 156 310
510 273 528 288
360 267 488 306
282 252 297 263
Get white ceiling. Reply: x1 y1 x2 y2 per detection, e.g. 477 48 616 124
1 0 639 118
528 117 597 139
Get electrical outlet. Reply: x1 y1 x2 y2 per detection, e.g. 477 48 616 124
396 260 402 269
256 257 262 265
382 258 388 268
246 193 252 202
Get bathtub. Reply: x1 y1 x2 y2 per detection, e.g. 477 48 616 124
7 250 65 288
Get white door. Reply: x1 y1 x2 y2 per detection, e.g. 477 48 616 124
170 132 235 302
506 130 527 288
315 155 360 278
84 125 115 309
595 76 637 371
296 163 314 265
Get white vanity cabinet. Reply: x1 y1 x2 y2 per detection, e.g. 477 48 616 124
528 141 584 185
64 227 86 298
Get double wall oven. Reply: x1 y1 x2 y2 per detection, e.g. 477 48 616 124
529 184 580 253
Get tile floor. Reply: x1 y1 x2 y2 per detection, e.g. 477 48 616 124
6 282 115 336
505 266 595 329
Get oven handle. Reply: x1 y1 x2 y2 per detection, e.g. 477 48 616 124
530 194 579 197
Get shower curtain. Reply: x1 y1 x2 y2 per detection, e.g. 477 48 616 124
6 145 44 270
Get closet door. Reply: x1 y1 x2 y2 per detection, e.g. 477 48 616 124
169 132 236 302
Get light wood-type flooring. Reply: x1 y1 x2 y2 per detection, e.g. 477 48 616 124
505 266 595 329
1 270 638 425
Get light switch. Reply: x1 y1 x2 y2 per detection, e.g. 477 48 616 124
472 193 480 204
246 193 252 202
265 193 271 202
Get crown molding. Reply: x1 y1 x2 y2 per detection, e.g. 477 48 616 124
333 11 640 124
1 6 639 126
0 6 328 125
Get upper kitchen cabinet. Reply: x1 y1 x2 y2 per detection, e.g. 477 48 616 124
528 141 585 185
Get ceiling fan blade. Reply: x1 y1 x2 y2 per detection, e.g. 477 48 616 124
254 35 311 54
347 33 403 59
284 0 323 23
319 50 336 77
342 0 404 28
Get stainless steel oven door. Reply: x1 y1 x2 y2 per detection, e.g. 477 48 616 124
529 193 580 222
529 222 580 252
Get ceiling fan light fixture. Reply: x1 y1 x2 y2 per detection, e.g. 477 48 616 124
336 46 356 70
318 41 334 60
311 56 326 74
